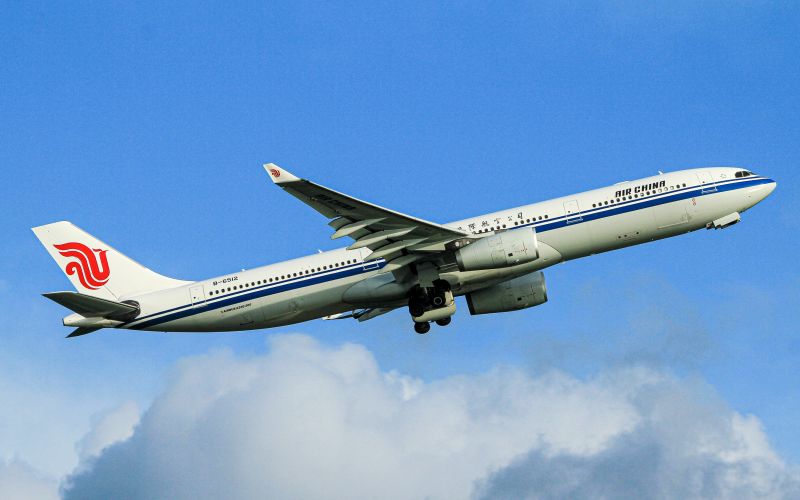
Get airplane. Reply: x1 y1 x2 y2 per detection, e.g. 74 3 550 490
33 165 776 336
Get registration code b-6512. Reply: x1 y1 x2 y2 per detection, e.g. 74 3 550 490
212 276 238 286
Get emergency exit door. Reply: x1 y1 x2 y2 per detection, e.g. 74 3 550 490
190 285 206 308
697 171 717 193
563 200 583 224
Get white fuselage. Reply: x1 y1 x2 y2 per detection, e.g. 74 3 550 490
117 167 776 332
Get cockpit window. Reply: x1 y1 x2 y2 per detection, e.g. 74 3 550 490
735 170 754 178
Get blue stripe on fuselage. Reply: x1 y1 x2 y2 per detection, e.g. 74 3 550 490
122 262 375 330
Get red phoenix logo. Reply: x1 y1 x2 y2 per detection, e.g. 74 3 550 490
54 243 110 290
269 168 280 178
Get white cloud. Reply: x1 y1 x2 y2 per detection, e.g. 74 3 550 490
76 401 140 463
0 459 58 500
62 334 800 500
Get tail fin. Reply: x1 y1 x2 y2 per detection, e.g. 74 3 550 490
32 221 191 300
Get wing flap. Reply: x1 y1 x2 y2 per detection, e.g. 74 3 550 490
331 218 386 240
347 228 417 250
381 254 425 272
364 239 427 261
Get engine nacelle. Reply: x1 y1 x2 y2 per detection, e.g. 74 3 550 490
465 272 548 315
455 228 539 272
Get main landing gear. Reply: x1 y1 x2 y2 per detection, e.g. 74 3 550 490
408 280 455 334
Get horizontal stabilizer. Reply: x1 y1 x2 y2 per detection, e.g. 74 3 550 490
43 291 137 318
67 327 100 338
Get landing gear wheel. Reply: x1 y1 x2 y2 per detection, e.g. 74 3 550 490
435 317 451 327
409 300 426 317
431 292 447 308
414 322 431 334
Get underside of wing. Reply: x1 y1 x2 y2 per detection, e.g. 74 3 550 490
323 307 399 322
264 164 472 278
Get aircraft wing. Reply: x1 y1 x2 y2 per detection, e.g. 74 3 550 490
264 164 470 272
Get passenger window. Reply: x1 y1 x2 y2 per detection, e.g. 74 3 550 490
227 287 231 292
544 215 548 219
502 224 506 228
527 219 530 223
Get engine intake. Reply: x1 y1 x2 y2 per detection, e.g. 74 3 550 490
455 228 539 272
465 272 548 315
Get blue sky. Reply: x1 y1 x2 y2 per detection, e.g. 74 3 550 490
1 1 799 498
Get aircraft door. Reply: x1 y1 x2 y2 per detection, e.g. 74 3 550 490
697 171 717 193
563 200 583 224
359 248 380 270
190 285 206 308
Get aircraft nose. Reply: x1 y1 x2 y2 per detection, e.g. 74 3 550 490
745 178 776 208
765 179 777 197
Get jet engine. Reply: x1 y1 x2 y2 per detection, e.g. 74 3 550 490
455 228 539 272
465 271 547 315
